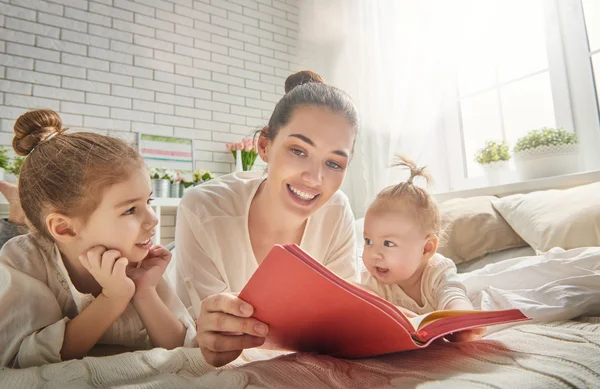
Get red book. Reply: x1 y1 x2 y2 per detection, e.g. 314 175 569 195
239 244 529 358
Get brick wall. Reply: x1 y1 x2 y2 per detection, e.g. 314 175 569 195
0 0 299 174
0 0 300 243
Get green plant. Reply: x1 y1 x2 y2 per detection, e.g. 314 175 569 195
148 167 174 180
0 146 10 170
7 156 25 176
474 140 511 165
192 169 215 183
227 139 258 171
513 127 577 153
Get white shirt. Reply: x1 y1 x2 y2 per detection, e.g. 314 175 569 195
175 171 358 316
361 254 471 315
0 233 197 368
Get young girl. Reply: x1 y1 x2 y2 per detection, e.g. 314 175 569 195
0 109 196 368
361 156 484 342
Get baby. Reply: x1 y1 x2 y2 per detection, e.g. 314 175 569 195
360 156 484 341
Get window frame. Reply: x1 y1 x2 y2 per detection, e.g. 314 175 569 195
443 0 600 192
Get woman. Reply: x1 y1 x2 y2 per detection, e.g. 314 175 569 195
175 72 360 367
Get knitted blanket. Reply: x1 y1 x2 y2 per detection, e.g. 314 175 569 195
2 317 599 389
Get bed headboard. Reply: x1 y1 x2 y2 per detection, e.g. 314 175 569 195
433 170 600 202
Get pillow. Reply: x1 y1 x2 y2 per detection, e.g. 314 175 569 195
437 196 527 264
491 182 600 252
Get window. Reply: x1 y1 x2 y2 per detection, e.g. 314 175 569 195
583 0 600 112
447 0 600 190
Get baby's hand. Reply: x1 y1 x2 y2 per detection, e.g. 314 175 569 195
446 327 486 342
127 245 171 296
79 246 135 302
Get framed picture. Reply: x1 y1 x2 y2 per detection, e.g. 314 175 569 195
137 133 194 172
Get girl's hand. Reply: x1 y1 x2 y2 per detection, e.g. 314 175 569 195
79 246 135 302
127 245 171 296
446 327 486 342
196 293 268 367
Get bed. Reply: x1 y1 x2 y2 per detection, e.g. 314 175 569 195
2 177 600 388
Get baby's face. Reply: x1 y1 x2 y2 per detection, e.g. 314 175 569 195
362 208 428 285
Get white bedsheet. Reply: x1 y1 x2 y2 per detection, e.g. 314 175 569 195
2 247 600 388
461 247 600 328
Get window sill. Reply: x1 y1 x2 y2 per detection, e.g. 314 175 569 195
433 170 600 202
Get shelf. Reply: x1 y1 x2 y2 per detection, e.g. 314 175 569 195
433 170 600 202
151 197 181 207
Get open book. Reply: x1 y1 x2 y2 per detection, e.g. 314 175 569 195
239 244 529 358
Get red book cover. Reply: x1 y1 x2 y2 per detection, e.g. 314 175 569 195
239 244 529 358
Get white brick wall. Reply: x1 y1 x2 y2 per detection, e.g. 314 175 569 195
1 0 300 174
0 0 300 241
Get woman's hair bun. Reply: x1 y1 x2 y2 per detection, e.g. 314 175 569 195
13 109 64 156
284 70 324 93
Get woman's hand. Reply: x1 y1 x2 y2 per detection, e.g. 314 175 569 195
196 293 269 367
127 245 171 297
79 246 135 302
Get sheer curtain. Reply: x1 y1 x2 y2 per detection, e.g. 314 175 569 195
296 0 465 217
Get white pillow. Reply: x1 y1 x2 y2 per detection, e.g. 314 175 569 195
491 182 600 252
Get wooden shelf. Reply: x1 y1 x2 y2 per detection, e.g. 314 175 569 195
151 197 181 207
151 197 181 244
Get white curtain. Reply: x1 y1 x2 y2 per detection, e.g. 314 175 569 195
296 0 467 217
296 0 567 219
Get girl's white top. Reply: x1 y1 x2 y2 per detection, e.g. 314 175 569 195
0 233 197 368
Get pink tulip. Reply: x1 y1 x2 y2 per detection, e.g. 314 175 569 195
226 143 232 152
244 138 254 152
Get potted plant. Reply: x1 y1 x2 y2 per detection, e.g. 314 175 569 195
474 140 511 185
226 138 258 172
149 168 171 198
513 127 579 180
169 170 183 198
192 169 215 185
0 146 10 181
180 177 195 197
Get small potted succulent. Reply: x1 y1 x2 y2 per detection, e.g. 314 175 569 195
149 167 171 198
0 146 10 181
513 127 579 180
474 140 511 185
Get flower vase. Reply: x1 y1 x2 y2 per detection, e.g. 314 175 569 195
235 149 243 172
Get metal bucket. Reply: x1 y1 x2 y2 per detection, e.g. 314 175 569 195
170 182 182 198
152 179 170 198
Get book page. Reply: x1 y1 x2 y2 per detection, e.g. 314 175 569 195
408 315 427 330
412 310 480 330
